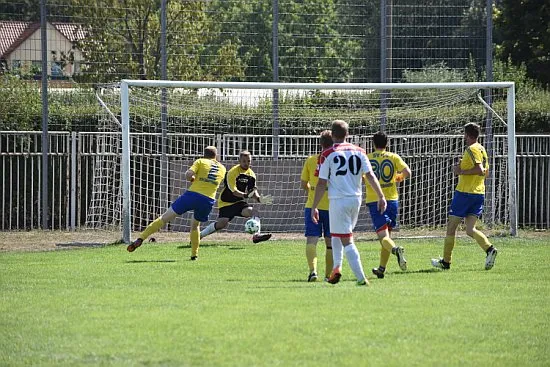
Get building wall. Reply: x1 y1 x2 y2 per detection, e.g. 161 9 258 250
6 23 83 77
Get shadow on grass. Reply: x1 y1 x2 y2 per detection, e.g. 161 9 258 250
176 243 235 249
390 268 443 275
56 242 105 248
125 259 177 263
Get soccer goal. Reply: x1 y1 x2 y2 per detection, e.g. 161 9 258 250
89 81 516 243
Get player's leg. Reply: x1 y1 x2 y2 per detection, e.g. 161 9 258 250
189 219 201 260
304 208 320 282
464 214 498 270
242 205 272 243
200 217 230 239
127 206 178 252
200 203 241 238
432 191 464 269
189 197 215 260
320 209 333 280
337 197 368 285
323 236 333 281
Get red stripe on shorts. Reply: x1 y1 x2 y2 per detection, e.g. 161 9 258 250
331 233 353 238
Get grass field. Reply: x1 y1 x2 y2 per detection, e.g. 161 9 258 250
1 235 549 366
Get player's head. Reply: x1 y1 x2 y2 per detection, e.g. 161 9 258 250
204 146 217 159
372 131 388 149
239 151 252 169
331 120 349 141
319 130 333 149
464 122 481 142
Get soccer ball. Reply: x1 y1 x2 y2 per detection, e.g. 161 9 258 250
244 218 260 234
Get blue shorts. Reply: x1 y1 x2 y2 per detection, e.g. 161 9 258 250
170 191 215 222
367 200 399 232
304 208 331 238
449 191 484 218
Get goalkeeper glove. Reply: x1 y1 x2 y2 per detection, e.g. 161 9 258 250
259 195 273 204
395 173 405 183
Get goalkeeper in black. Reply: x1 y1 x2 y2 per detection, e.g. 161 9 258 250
199 151 272 254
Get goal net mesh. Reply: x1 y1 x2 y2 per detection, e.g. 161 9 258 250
88 84 510 237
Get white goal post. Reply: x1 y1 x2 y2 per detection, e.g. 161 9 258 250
112 81 516 243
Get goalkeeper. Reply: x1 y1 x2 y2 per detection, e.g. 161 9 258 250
127 146 226 255
200 151 272 249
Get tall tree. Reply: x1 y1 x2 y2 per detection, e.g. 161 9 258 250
495 0 550 86
61 0 244 82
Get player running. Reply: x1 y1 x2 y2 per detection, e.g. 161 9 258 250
366 131 411 279
312 120 387 286
431 122 498 270
127 146 226 257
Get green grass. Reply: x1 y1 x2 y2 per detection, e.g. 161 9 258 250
1 237 549 366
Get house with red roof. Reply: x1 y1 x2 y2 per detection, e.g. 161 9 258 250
0 20 86 79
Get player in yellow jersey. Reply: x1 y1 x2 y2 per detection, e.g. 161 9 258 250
365 131 411 279
200 151 273 245
432 123 498 270
127 146 226 258
301 130 333 282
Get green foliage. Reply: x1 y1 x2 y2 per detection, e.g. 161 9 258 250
0 74 41 130
1 238 549 365
494 0 550 87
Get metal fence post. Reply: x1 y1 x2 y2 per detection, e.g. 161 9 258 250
40 0 49 229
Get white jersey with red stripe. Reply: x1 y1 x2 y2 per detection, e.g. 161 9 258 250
316 142 372 199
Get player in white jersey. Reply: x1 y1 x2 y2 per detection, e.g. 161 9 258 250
311 120 387 286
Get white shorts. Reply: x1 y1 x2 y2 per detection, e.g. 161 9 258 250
328 196 362 237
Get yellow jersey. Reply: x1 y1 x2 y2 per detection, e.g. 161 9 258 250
188 158 226 199
365 149 408 203
456 142 488 195
301 154 329 211
218 164 257 209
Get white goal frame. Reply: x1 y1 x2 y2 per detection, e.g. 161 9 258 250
120 80 517 243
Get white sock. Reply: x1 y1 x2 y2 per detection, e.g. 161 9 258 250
331 237 343 271
344 243 366 281
200 222 217 239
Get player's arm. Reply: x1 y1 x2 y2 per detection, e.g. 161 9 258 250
185 160 200 182
185 169 196 182
456 163 486 176
311 178 327 224
225 168 248 198
454 148 486 176
395 166 411 182
300 180 310 194
300 159 311 194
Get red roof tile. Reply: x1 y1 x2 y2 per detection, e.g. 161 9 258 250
0 21 86 59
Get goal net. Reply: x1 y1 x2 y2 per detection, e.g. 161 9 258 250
89 81 516 243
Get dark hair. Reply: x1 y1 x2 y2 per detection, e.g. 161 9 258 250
204 146 217 158
331 120 348 139
464 123 481 139
319 130 333 149
372 131 388 149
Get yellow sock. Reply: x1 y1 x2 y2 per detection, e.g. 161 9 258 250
325 247 333 279
379 247 391 268
380 236 395 252
306 243 317 273
139 217 165 240
472 229 491 252
190 228 200 257
444 236 455 263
